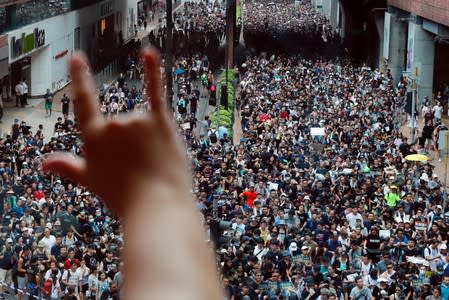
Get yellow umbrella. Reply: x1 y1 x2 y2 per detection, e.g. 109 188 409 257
405 154 429 162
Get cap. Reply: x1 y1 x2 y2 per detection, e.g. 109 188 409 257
320 288 329 295
436 205 443 209
378 276 389 283
440 244 447 250
289 242 298 251
301 246 309 250
6 238 13 244
433 174 438 178
38 241 45 247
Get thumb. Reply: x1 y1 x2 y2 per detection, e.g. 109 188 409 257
42 152 87 184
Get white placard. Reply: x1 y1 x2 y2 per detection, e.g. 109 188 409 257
310 127 325 136
268 183 279 191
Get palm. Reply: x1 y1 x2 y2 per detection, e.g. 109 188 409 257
44 49 188 212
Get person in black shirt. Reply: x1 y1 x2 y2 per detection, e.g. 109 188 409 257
84 244 98 272
117 73 125 89
44 89 53 117
0 238 14 295
61 94 70 116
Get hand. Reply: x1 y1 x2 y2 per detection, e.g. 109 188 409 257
43 49 222 300
43 49 189 213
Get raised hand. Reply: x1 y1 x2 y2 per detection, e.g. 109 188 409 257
43 49 222 300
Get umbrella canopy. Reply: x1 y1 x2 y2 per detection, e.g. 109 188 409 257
405 154 429 162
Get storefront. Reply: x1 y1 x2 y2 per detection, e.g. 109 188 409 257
8 26 47 96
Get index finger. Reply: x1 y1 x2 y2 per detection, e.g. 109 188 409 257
142 48 164 115
70 52 101 133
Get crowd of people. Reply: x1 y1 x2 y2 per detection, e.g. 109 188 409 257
175 52 449 300
3 0 449 300
242 0 341 54
244 0 330 36
0 109 123 300
147 1 225 60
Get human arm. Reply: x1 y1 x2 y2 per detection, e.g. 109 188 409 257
43 49 222 300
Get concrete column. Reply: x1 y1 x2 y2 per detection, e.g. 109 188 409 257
407 20 435 100
374 10 384 70
384 11 407 86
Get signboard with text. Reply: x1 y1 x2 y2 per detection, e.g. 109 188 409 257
10 28 45 61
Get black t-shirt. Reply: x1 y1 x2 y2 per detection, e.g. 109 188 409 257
0 248 14 269
62 97 69 108
45 93 53 104
103 257 118 279
117 77 125 88
84 253 98 271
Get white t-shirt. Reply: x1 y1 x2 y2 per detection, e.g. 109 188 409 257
433 105 443 119
88 274 99 297
40 235 56 255
62 268 82 294
346 212 363 229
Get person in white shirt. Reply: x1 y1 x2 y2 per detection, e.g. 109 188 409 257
40 227 57 255
433 102 443 123
61 262 82 295
346 207 364 230
21 80 28 106
15 82 23 107
88 268 99 299
425 240 442 272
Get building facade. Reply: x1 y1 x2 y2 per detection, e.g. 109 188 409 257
382 0 449 100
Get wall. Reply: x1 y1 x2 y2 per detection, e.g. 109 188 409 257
388 0 449 28
116 0 139 43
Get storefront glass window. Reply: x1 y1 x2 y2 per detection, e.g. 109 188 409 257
0 0 72 34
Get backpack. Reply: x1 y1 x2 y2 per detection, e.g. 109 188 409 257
43 278 53 298
209 130 218 143
60 269 71 292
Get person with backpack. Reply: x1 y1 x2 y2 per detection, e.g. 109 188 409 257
61 261 82 296
0 238 14 298
43 268 61 300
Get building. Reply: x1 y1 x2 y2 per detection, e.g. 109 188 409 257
382 0 449 100
0 0 144 98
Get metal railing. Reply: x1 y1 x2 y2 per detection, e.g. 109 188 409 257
93 59 120 88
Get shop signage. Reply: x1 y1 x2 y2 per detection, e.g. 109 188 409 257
100 1 114 17
11 28 45 59
54 49 69 60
